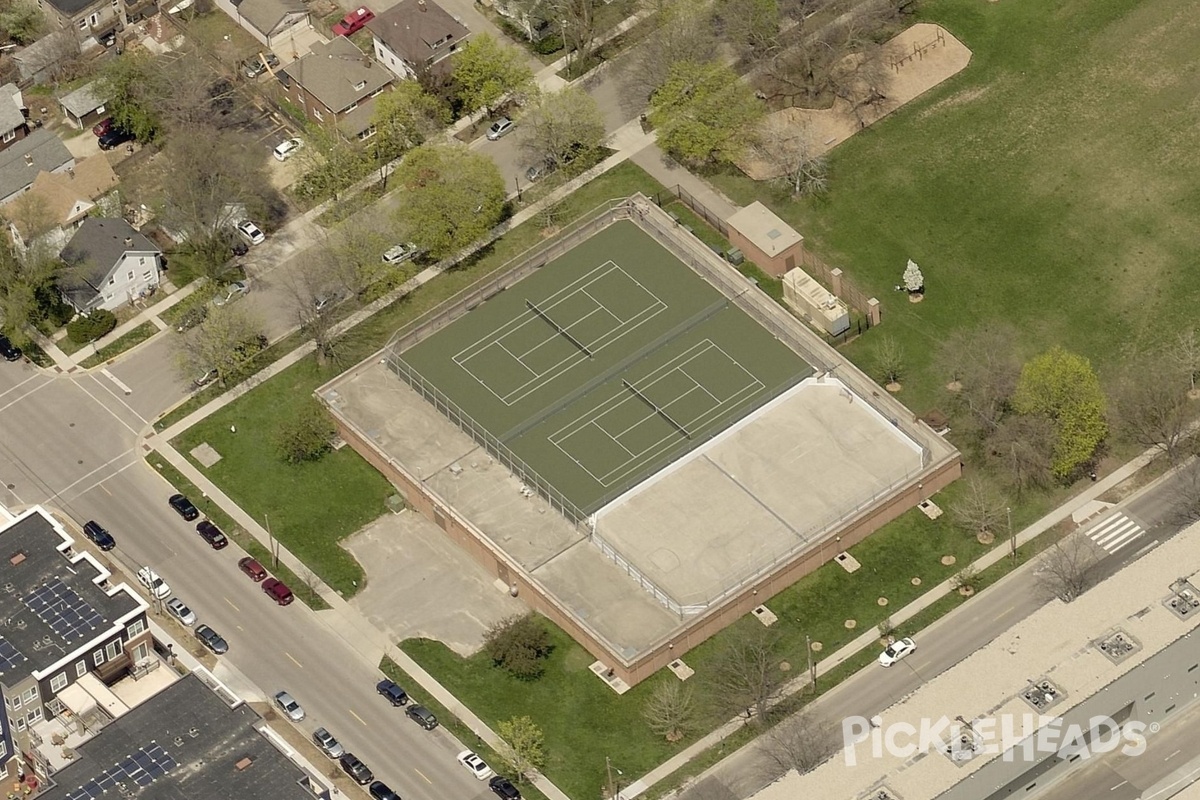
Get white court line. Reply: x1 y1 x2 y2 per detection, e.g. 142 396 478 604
581 288 626 326
682 368 721 404
497 341 538 377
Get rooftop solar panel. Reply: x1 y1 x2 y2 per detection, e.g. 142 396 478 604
0 636 26 673
21 578 105 642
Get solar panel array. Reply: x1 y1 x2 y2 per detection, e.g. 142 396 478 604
0 635 26 674
62 743 178 800
22 578 105 641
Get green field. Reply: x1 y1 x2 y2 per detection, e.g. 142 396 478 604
709 0 1200 412
397 220 811 511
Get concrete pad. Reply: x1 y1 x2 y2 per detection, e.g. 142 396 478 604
190 443 222 468
344 509 525 656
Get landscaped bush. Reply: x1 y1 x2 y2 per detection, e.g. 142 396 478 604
533 33 563 55
274 398 337 464
483 612 553 680
66 309 117 344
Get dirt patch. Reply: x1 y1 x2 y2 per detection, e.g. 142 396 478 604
917 85 990 119
737 24 973 181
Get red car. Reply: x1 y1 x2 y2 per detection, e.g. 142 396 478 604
238 556 267 582
332 6 373 36
262 578 294 605
92 117 113 137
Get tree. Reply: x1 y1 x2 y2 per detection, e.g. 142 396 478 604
497 716 546 782
707 626 784 726
369 82 450 182
1108 350 1192 464
0 1 44 44
284 250 350 367
985 414 1057 494
452 33 535 115
321 213 393 298
1166 457 1200 527
1034 535 1098 603
935 324 1021 434
98 51 161 142
275 398 337 464
519 87 606 172
758 707 837 778
950 475 1008 541
0 245 60 346
393 143 506 260
714 0 781 62
174 304 267 387
1169 329 1200 394
648 61 764 167
872 334 904 386
642 680 696 742
753 116 828 196
1012 346 1108 480
294 124 374 203
902 259 924 293
483 612 553 680
621 0 718 106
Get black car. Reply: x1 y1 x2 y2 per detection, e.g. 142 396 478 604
405 704 438 730
82 520 116 551
0 334 21 361
376 679 408 706
168 494 200 521
196 520 228 549
195 624 229 655
368 782 400 800
339 753 374 785
98 127 135 151
490 776 521 800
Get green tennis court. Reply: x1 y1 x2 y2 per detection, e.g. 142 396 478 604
398 220 813 512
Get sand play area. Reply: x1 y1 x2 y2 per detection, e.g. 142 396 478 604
738 23 972 181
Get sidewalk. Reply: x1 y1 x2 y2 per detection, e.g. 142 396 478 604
622 450 1160 799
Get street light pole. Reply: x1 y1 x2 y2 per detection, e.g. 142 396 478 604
1008 506 1016 564
265 513 278 569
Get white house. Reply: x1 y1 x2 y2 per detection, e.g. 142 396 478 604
59 218 162 312
367 0 468 82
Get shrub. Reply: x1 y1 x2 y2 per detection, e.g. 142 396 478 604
274 398 337 464
483 612 553 680
533 33 563 55
66 309 117 343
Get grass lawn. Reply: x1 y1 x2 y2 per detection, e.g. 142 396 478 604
80 322 160 369
708 0 1200 414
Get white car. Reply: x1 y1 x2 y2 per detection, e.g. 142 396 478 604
273 138 303 161
212 280 250 307
137 567 170 600
382 243 418 265
878 637 916 668
237 220 265 245
274 691 305 721
165 597 197 626
486 117 514 141
456 751 495 781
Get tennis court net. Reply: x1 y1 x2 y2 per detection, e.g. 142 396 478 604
526 298 594 358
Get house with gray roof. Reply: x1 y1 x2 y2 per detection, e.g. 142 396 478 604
368 0 469 82
58 81 109 131
37 0 123 48
14 31 82 85
214 0 310 48
59 218 162 312
281 36 393 141
0 129 74 206
0 84 29 152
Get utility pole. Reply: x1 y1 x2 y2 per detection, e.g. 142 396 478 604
1008 506 1016 564
265 513 278 568
806 634 816 691
605 756 621 800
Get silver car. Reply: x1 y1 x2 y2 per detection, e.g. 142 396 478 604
312 727 345 758
166 597 196 626
486 117 514 141
274 691 305 722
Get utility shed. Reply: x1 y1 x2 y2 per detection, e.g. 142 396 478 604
783 268 849 335
725 201 805 277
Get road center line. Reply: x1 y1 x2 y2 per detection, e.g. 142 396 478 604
224 597 240 612
348 709 368 726
1110 780 1128 790
413 768 433 785
285 651 303 668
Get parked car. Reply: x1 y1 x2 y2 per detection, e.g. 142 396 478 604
195 624 228 654
92 117 113 137
332 5 374 35
457 751 495 781
230 239 250 257
0 334 21 361
273 691 305 721
273 138 303 161
878 637 917 668
242 53 280 78
168 493 200 521
137 567 170 599
405 704 438 730
376 679 408 706
369 781 400 800
98 127 135 150
490 776 521 800
262 578 294 605
166 597 197 626
312 727 345 758
339 753 374 785
196 520 229 549
82 520 116 551
486 117 515 141
212 280 250 307
192 369 219 389
313 290 346 314
382 243 418 265
237 220 265 245
176 304 208 332
238 556 267 581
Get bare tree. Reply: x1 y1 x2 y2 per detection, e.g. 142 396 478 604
319 211 393 299
936 324 1022 434
643 680 696 742
1169 329 1200 395
174 304 267 387
949 475 1009 541
283 250 350 367
714 0 782 63
707 627 785 726
619 0 718 106
1109 351 1192 464
985 414 1057 495
753 117 828 196
872 334 904 386
519 87 606 172
1035 535 1099 603
1166 457 1200 527
758 707 838 778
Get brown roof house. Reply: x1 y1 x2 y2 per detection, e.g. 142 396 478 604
5 154 119 255
281 36 393 142
367 0 468 82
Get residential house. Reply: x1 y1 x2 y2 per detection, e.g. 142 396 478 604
368 0 469 82
37 0 123 48
281 36 393 142
490 0 551 42
13 31 82 85
59 218 162 312
0 129 74 206
6 155 119 254
0 84 28 152
214 0 310 49
0 506 150 787
58 81 108 130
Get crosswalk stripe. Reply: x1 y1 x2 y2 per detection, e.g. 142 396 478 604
1085 514 1144 553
